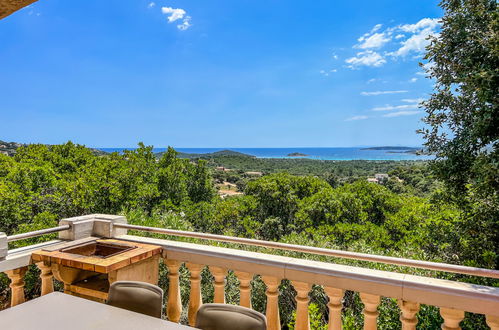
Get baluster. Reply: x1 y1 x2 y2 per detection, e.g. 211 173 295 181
5 267 28 307
486 315 499 330
186 262 204 326
262 276 281 330
324 287 344 330
440 308 464 330
36 262 54 295
210 266 227 304
234 271 253 308
398 300 419 330
292 281 311 330
165 259 182 323
360 293 380 330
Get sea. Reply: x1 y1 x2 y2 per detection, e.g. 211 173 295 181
97 147 432 161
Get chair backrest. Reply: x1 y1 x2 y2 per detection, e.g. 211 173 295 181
196 303 267 330
106 281 163 318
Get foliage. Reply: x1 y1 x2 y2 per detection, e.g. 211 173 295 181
0 141 494 328
0 142 214 235
245 173 331 232
288 303 327 330
420 0 499 268
206 155 424 177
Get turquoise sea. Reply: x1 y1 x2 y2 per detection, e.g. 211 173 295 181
98 147 432 161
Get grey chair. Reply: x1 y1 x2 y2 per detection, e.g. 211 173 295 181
106 281 163 318
196 303 267 330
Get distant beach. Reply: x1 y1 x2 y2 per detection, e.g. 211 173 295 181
97 147 432 161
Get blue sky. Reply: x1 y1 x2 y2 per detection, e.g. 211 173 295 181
0 0 442 147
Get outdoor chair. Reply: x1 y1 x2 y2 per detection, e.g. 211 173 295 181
106 281 163 318
195 303 267 330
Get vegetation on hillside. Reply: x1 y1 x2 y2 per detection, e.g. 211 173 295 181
0 141 494 328
0 140 24 157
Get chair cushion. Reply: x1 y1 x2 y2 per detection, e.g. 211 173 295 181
196 303 267 330
107 281 163 318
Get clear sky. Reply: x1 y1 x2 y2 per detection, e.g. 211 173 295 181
0 0 442 148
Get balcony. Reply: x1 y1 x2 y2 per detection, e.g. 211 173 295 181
1 214 498 329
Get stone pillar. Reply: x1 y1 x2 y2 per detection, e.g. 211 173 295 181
262 276 281 330
165 259 182 323
360 293 380 330
92 214 128 238
186 262 204 326
292 281 311 330
36 262 54 295
5 267 28 307
440 308 464 330
58 215 95 240
59 214 128 240
210 266 227 304
324 287 344 330
0 232 7 260
398 300 419 330
234 271 253 308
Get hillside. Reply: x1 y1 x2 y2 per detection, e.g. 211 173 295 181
0 140 108 157
0 140 24 156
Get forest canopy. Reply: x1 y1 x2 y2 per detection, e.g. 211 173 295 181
0 141 493 328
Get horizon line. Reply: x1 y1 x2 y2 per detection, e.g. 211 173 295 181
93 145 423 149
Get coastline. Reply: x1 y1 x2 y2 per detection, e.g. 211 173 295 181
97 147 432 161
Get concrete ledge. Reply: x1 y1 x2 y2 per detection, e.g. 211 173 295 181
119 235 291 278
0 240 63 273
59 214 128 240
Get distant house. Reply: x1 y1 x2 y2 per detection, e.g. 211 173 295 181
245 171 263 176
215 166 233 172
367 173 389 184
375 173 389 182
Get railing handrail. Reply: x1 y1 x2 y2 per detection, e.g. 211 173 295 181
6 225 71 243
114 222 499 279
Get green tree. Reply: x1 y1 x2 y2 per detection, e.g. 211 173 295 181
245 173 330 230
420 0 499 268
187 159 215 203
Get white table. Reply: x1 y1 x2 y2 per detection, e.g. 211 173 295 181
0 292 195 329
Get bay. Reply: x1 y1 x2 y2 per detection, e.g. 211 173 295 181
97 147 432 161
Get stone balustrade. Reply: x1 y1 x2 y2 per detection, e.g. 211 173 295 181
121 235 499 330
1 214 499 330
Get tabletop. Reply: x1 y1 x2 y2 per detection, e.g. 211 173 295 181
0 292 195 330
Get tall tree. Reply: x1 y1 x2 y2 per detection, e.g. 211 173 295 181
420 0 498 268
